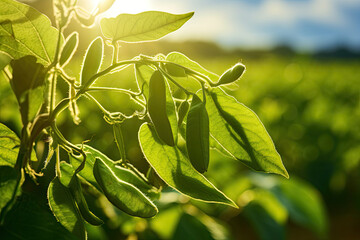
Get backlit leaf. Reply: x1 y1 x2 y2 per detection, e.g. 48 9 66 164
48 177 86 239
100 11 194 42
206 88 288 178
10 56 46 125
138 123 236 207
166 52 219 84
0 0 63 66
0 166 18 214
0 123 19 167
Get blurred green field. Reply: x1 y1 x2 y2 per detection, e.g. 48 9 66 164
1 42 359 239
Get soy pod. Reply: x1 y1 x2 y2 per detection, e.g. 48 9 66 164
217 63 245 86
93 158 158 218
186 94 209 173
80 37 103 87
59 32 78 67
69 176 104 226
147 70 175 146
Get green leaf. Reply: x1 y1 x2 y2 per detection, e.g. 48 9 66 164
0 123 19 167
206 88 288 178
59 161 75 188
138 123 236 207
166 52 219 83
244 202 285 240
93 158 158 218
172 213 215 240
272 177 328 237
10 56 46 125
69 145 157 197
59 162 104 226
1 193 77 240
0 0 63 66
186 94 210 173
0 51 11 70
48 177 86 239
134 64 153 99
100 11 194 42
0 166 18 214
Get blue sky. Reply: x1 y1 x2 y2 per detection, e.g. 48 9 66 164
84 0 360 51
145 0 360 51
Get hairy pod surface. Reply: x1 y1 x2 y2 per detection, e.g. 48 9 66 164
186 94 210 173
217 63 245 86
148 70 175 146
59 32 78 67
80 37 103 86
93 158 158 218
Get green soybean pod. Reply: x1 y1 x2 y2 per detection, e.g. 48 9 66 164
80 37 103 87
216 63 245 86
69 176 104 226
59 32 78 67
93 158 158 218
186 94 210 173
148 70 175 146
113 123 126 161
177 100 190 127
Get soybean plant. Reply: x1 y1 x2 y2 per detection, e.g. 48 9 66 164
0 0 288 238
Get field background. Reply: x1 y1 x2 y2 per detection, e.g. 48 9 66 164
0 0 360 239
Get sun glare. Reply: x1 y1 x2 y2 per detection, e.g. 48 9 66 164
90 0 152 17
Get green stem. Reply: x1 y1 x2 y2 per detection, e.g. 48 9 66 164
150 59 216 86
79 59 141 94
157 67 193 96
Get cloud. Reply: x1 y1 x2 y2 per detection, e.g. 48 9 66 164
149 0 360 50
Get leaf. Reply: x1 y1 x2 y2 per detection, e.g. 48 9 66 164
10 56 46 125
186 95 210 173
244 202 285 240
0 123 19 167
272 177 328 237
172 213 215 240
206 88 288 178
0 0 63 66
59 162 104 226
100 11 194 42
93 158 158 218
0 166 18 214
59 161 75 188
0 51 11 70
166 52 219 84
48 177 86 239
138 123 236 207
1 193 77 240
